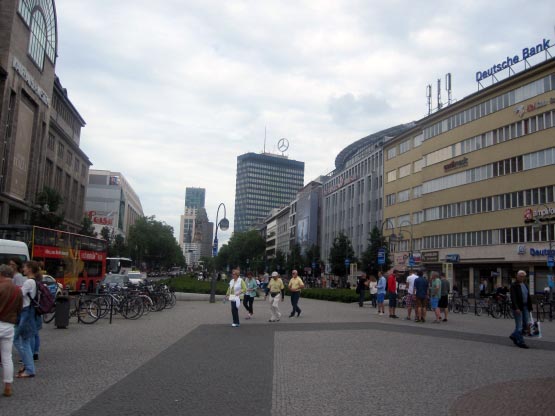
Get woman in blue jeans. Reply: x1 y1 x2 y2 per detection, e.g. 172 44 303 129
14 261 40 378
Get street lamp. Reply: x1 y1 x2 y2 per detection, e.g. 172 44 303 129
531 205 554 303
398 220 414 270
379 219 397 271
210 203 229 303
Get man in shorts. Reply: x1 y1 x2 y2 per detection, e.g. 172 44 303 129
430 271 442 323
376 271 386 315
405 270 418 320
414 270 429 323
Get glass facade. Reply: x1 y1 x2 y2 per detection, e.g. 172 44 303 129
234 153 304 233
185 187 205 209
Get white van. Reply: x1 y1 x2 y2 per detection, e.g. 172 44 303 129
0 238 30 265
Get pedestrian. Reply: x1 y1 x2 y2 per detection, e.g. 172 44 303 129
414 270 428 323
226 269 246 327
14 260 40 378
0 264 24 396
405 270 418 320
265 271 284 322
439 272 450 321
288 269 305 317
376 271 386 315
387 269 399 318
479 279 487 297
242 272 257 319
430 272 442 323
368 276 377 308
356 273 367 307
8 258 26 287
509 270 532 349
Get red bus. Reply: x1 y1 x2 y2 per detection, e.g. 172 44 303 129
0 225 107 292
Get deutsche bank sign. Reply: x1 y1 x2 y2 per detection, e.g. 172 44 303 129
476 38 551 82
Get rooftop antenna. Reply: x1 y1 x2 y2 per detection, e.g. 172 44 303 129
264 126 267 153
437 78 443 110
426 84 432 115
446 73 452 106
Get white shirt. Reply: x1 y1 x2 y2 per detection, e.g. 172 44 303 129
21 278 37 308
406 273 418 294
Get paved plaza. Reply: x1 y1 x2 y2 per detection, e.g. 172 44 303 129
1 295 554 416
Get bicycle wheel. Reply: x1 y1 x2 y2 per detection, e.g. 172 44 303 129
141 296 153 315
506 307 514 319
77 299 101 324
490 303 501 318
461 301 470 314
121 298 143 320
452 301 460 313
43 309 56 323
475 304 483 316
95 296 111 319
164 292 177 309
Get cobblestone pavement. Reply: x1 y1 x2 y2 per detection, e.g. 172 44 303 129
1 296 553 415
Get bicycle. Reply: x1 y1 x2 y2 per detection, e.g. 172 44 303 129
451 293 470 314
42 293 103 325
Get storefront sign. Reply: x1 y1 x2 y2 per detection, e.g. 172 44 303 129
421 251 439 262
86 210 114 226
324 174 359 196
530 248 555 256
445 254 460 263
476 38 551 82
12 57 50 106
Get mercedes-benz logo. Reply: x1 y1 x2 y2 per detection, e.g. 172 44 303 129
277 138 289 153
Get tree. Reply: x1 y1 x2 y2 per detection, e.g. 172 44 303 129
267 250 287 275
79 216 97 237
287 243 302 275
100 226 112 242
303 244 321 276
328 232 356 288
30 187 64 229
127 216 185 270
214 230 265 273
360 226 391 276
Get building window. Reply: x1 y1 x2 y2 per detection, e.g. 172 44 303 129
399 164 411 178
399 139 411 154
47 133 55 151
28 10 47 70
387 147 397 160
386 170 397 183
66 150 72 166
18 0 57 64
57 143 64 159
397 189 410 203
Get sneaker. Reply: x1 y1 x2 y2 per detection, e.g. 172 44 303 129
433 319 441 323
392 315 399 319
442 318 448 322
33 354 38 361
245 315 251 320
231 323 240 327
509 335 518 345
289 313 295 318
268 319 275 322
415 319 420 322
297 311 301 317
517 343 530 349
405 317 411 321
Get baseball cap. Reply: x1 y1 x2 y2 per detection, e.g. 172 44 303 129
271 271 279 277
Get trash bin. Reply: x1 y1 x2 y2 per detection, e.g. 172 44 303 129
55 296 70 329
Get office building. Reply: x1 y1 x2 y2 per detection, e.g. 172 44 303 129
234 152 304 233
85 170 144 239
320 124 414 264
185 187 205 209
383 54 555 294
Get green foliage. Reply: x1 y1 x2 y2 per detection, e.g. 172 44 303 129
215 230 265 273
30 187 64 229
165 275 228 295
328 232 357 287
267 250 287 275
287 243 302 274
79 216 97 237
299 288 359 303
127 216 185 270
360 226 391 276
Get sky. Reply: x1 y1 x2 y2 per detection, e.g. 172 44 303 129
53 0 555 244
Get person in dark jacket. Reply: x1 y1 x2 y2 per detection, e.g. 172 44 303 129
356 273 367 307
509 270 532 349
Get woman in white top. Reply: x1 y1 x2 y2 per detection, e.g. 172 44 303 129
226 269 246 327
13 261 40 378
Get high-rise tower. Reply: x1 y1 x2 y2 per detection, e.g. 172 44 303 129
234 153 304 233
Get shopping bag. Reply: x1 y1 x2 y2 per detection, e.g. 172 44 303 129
528 314 542 338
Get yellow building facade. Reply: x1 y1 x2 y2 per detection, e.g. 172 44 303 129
383 57 555 295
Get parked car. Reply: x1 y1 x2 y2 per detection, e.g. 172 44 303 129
127 271 146 285
100 273 130 288
42 274 63 297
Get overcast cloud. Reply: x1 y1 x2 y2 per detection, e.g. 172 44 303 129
53 0 555 243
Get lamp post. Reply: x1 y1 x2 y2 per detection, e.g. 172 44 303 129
531 205 554 304
210 203 229 303
379 219 397 271
398 220 414 270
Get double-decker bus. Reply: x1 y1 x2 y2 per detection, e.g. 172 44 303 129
0 225 107 292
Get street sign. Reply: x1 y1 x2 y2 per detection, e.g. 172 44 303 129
408 254 415 267
548 255 554 267
212 237 218 257
344 259 350 267
445 254 460 263
377 248 385 265
549 274 554 288
312 262 317 269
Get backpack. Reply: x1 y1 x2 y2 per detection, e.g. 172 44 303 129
28 280 56 315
